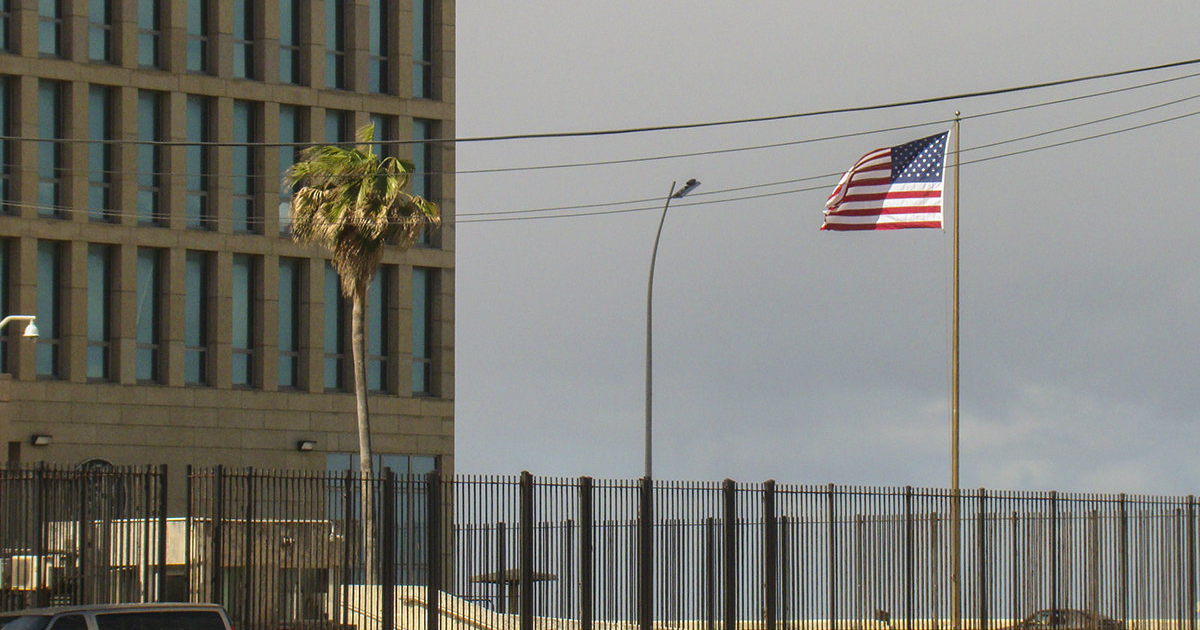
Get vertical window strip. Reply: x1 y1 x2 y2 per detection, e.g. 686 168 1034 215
0 239 8 372
89 86 114 222
0 77 10 215
185 251 210 385
186 0 209 73
278 105 300 233
186 95 212 229
233 0 255 79
368 0 390 93
37 81 62 219
135 248 162 383
279 0 300 84
36 241 61 378
412 119 433 244
323 262 345 390
0 0 10 52
411 267 433 395
86 244 112 380
89 0 112 62
39 0 62 57
137 91 163 225
233 100 259 233
278 257 301 388
412 0 433 98
325 0 345 89
137 0 161 68
370 113 397 159
325 109 350 143
232 254 255 386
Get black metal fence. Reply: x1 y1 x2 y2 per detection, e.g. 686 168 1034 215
2 465 1198 630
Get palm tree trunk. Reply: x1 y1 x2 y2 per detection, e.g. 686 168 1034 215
352 282 377 584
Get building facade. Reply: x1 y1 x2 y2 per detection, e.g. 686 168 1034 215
0 0 455 479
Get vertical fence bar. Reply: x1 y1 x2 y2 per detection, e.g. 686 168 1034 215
77 468 89 605
185 465 193 604
212 465 225 608
496 521 507 612
1119 493 1128 623
764 480 778 630
157 464 168 602
380 469 396 630
242 468 254 627
723 479 737 630
1189 495 1197 630
706 516 715 630
427 469 443 630
1049 490 1058 629
341 468 353 629
978 489 988 630
520 471 534 630
828 483 837 630
638 476 653 630
580 476 594 630
905 485 913 630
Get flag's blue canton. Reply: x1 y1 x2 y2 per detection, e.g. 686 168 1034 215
890 132 948 184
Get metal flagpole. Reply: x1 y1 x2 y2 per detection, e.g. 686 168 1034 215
950 112 962 630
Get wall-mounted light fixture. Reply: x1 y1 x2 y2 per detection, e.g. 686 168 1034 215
296 439 316 452
30 434 52 446
0 315 38 338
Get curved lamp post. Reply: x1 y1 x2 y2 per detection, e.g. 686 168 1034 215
645 178 700 479
0 315 38 338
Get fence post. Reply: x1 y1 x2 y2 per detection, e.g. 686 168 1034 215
723 479 737 630
706 516 715 630
242 468 254 627
78 467 89 604
212 465 224 608
827 483 837 630
1118 493 1127 623
764 480 777 630
381 468 396 630
157 464 168 602
426 469 443 630
520 471 534 630
780 515 790 626
638 476 654 630
496 521 507 612
341 469 353 629
978 489 987 630
34 462 46 607
905 486 913 630
1189 495 1197 630
580 476 594 630
185 465 193 605
1049 491 1058 628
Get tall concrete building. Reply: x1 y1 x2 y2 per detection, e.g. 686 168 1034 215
0 0 455 479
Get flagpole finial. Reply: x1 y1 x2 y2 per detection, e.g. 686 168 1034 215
954 110 960 118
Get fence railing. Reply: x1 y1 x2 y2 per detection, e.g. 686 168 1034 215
2 465 1197 630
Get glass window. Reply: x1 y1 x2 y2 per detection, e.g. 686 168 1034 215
368 0 391 93
325 0 345 89
39 0 61 57
186 0 209 73
89 0 112 62
137 91 163 225
232 101 259 233
87 244 112 380
0 239 8 372
412 119 433 245
0 77 10 215
36 241 61 378
232 254 255 387
324 262 345 390
89 86 114 222
137 0 161 68
233 0 255 79
325 109 350 144
136 248 161 383
412 0 433 98
186 95 212 229
278 257 301 388
185 251 210 385
369 113 396 159
367 267 391 392
278 105 301 233
0 0 10 52
411 267 433 395
279 0 300 84
37 80 62 219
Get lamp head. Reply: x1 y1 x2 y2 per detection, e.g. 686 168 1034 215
22 321 38 338
673 178 701 198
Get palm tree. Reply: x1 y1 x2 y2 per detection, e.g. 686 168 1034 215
286 123 439 582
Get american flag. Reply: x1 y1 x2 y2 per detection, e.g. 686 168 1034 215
822 131 949 231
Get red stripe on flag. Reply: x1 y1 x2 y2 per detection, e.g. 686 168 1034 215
820 221 942 231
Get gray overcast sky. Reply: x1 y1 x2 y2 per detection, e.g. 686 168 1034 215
452 2 1200 494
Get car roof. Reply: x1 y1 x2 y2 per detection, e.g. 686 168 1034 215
3 603 226 616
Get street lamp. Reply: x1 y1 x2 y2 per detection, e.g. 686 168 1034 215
0 315 38 338
645 179 700 479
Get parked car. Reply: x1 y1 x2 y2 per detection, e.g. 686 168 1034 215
0 603 231 630
1004 609 1124 630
